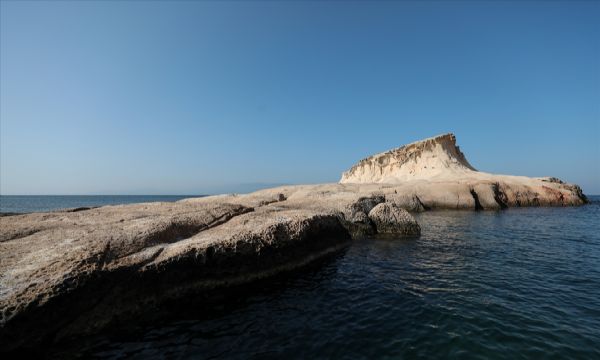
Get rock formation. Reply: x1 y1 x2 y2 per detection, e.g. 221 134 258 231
0 133 587 352
0 190 418 351
340 133 587 209
341 133 477 183
368 203 421 236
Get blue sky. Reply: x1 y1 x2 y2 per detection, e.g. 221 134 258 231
1 1 599 195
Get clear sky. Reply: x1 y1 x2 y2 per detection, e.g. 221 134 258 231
1 1 599 195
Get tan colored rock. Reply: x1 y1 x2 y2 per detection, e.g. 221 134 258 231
341 133 476 183
0 133 588 351
368 203 421 236
339 133 587 208
0 197 352 350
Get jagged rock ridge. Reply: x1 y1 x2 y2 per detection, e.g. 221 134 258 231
339 132 587 209
341 133 477 183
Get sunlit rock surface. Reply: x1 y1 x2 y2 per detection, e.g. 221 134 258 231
0 134 587 351
340 133 587 208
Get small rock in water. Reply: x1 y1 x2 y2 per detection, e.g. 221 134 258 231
368 202 421 236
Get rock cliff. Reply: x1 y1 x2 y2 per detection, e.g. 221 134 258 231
340 133 587 208
341 133 476 183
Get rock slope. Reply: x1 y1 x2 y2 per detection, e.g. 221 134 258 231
341 133 477 183
340 133 587 208
0 133 588 351
0 190 415 351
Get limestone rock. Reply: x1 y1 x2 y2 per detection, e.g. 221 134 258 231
339 133 587 208
340 133 476 183
0 197 351 351
368 202 421 236
385 193 427 212
0 133 588 352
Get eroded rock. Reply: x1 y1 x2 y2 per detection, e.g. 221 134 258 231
339 133 588 208
0 133 588 352
0 202 351 350
368 202 421 236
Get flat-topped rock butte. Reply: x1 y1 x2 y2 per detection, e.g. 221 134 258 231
0 133 588 351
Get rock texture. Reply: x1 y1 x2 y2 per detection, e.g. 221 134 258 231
341 133 476 183
368 203 421 236
340 133 587 208
0 191 417 351
0 133 588 351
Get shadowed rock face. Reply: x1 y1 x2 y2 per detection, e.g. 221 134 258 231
0 133 588 351
0 191 418 351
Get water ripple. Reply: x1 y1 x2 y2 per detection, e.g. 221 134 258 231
53 198 600 359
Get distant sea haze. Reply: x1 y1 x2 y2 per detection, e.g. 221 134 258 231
0 195 205 214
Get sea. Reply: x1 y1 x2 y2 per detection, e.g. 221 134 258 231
2 195 600 359
0 195 203 214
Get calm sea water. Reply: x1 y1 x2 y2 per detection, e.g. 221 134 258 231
0 195 204 213
19 196 600 359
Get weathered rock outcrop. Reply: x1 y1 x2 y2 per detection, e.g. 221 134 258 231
0 191 417 351
368 203 421 236
0 133 588 351
341 133 477 183
340 133 587 208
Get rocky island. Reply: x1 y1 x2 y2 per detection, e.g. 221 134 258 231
0 133 587 351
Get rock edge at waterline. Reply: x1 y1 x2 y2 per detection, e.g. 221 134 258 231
0 134 587 351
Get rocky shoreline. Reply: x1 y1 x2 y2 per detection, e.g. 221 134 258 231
0 134 588 351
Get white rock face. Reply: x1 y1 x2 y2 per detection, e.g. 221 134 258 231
338 132 587 209
340 133 476 183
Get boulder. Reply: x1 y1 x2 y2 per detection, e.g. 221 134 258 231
368 202 421 236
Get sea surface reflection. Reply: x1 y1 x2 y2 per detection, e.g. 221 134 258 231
53 198 600 359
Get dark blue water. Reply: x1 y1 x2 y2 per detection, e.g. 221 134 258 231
49 197 600 359
0 195 204 213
